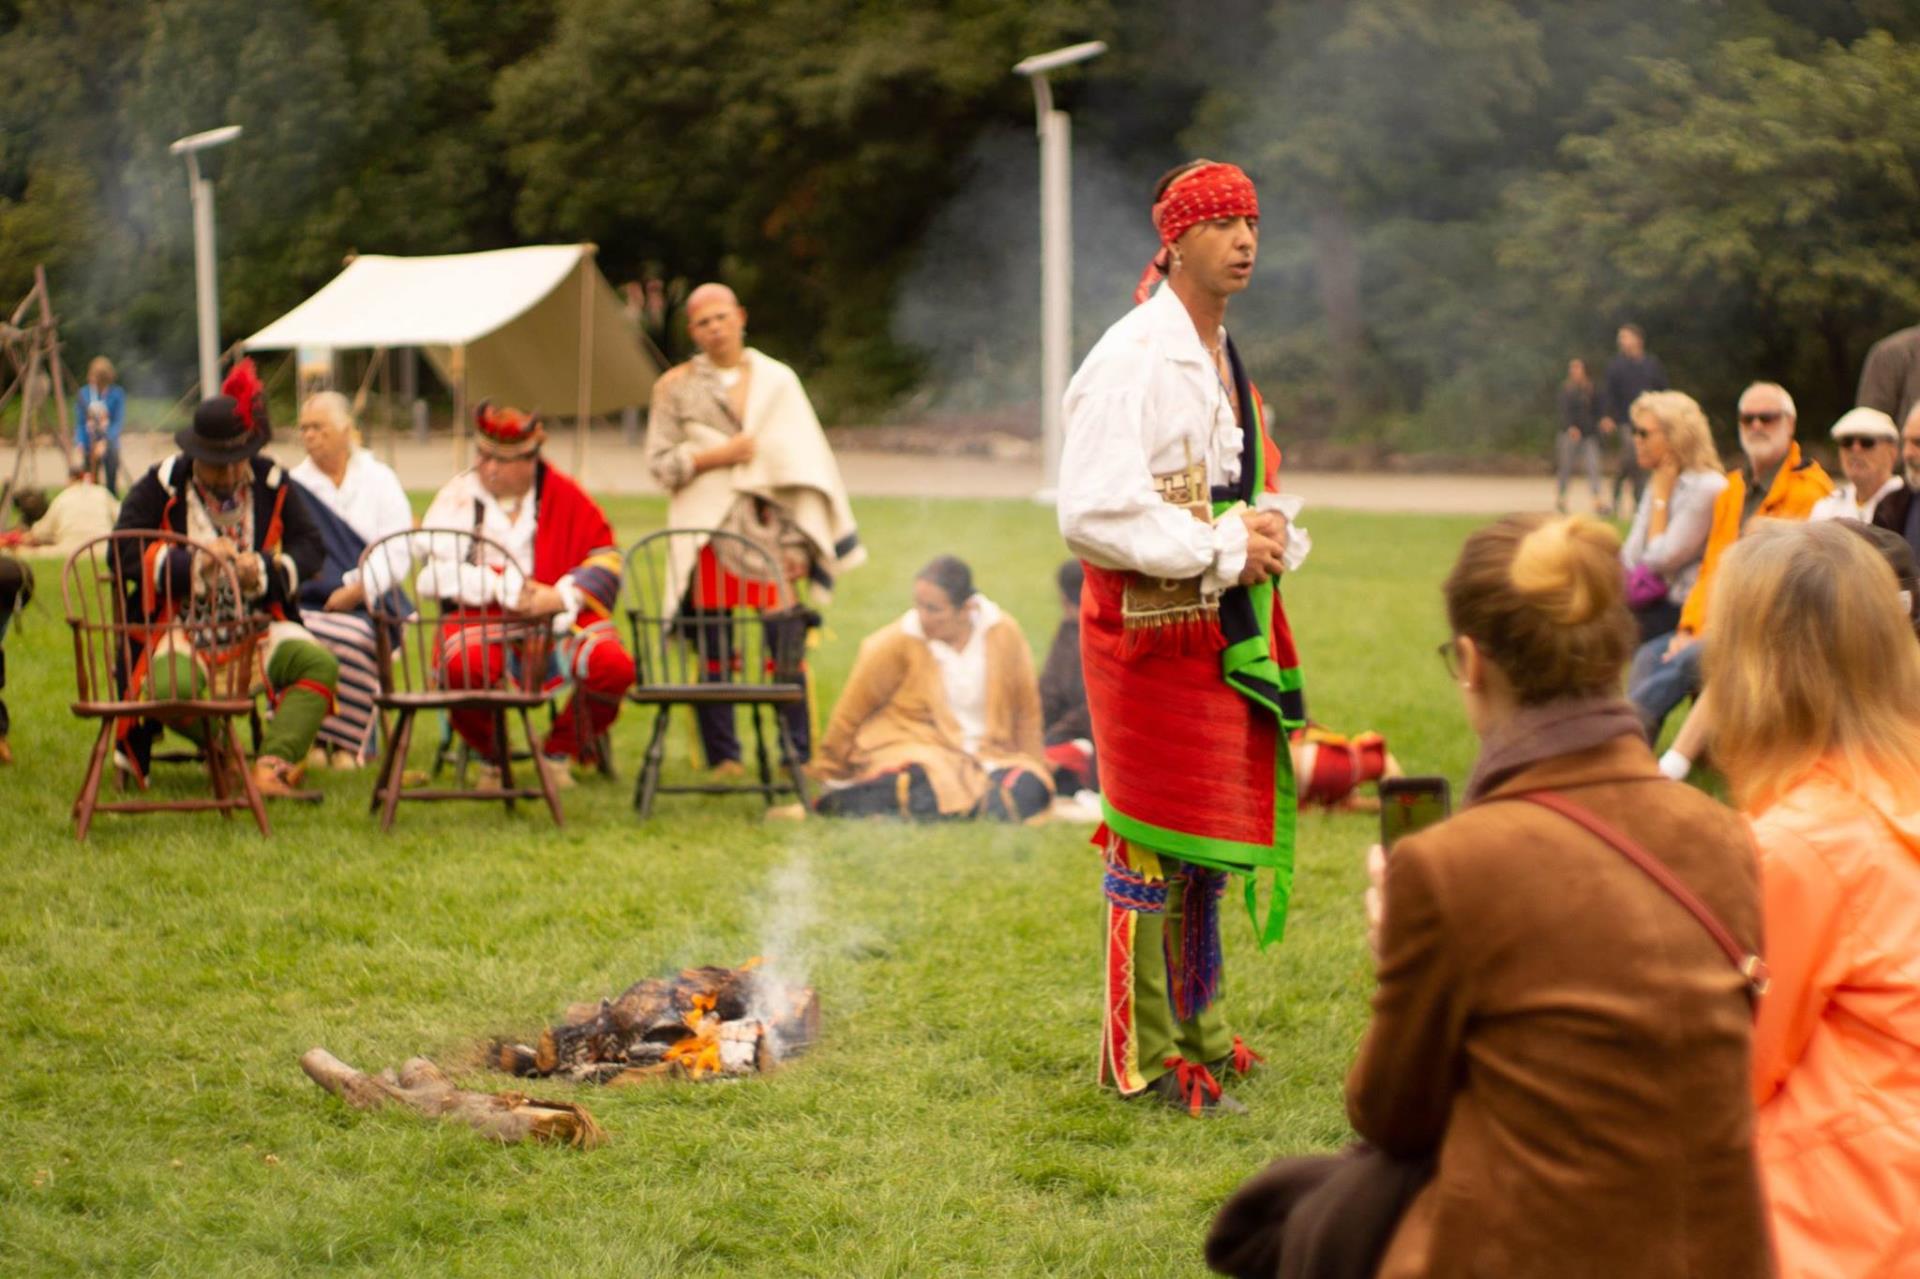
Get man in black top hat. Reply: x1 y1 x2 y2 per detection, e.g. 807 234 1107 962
114 359 337 796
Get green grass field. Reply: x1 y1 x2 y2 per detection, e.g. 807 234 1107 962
0 496 1490 1277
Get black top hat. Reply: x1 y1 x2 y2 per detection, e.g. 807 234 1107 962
176 358 268 465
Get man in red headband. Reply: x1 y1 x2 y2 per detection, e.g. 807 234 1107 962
334 402 634 789
1058 160 1308 1116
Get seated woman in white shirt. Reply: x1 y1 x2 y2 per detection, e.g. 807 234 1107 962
288 392 414 768
808 556 1053 821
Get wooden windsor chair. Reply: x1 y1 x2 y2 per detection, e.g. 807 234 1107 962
360 527 565 830
624 528 811 818
61 531 272 839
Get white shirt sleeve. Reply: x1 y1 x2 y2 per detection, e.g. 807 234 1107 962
1057 386 1243 584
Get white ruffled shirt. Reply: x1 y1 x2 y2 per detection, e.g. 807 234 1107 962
901 595 1002 757
290 447 413 546
357 469 583 634
1056 283 1252 594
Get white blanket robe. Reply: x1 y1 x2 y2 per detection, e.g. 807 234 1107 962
648 349 864 612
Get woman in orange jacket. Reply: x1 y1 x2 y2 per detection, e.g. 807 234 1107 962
1710 519 1920 1279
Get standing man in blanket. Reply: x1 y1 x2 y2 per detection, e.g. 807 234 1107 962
1059 160 1307 1117
646 283 864 778
335 403 634 790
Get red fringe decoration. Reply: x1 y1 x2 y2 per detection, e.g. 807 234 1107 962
1116 615 1226 662
1162 1057 1225 1117
1228 1036 1264 1077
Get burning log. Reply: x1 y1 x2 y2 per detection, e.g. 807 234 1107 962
493 960 818 1084
300 1047 604 1148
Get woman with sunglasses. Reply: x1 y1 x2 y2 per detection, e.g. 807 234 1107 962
1337 515 1771 1277
1619 391 1728 643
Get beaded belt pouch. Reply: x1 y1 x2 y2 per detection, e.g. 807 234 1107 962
1121 458 1216 629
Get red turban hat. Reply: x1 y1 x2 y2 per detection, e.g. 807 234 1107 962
473 400 546 459
1134 161 1259 304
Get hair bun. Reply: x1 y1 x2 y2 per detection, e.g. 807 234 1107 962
1509 516 1623 625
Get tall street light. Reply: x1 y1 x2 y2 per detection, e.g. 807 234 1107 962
169 125 243 398
1014 40 1105 497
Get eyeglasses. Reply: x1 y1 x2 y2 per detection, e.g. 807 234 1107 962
1738 411 1786 426
1839 436 1889 451
1436 638 1462 681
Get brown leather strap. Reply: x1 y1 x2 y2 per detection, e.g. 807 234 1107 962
1514 791 1770 1000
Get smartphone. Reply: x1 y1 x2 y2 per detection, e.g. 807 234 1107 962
1379 777 1451 852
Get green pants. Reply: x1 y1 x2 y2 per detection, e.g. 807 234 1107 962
144 638 338 763
1101 851 1232 1094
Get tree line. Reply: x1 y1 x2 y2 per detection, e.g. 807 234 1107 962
2 1 1915 450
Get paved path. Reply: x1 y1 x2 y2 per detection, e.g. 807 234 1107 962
4 431 1560 516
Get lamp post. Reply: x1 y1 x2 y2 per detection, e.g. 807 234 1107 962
169 125 243 399
1014 40 1105 497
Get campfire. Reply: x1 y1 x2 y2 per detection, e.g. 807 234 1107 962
494 959 819 1084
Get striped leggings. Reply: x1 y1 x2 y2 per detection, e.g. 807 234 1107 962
302 611 382 762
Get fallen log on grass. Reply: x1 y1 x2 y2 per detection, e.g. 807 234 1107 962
299 1047 604 1148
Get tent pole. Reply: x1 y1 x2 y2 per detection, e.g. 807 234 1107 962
575 246 596 476
452 344 468 472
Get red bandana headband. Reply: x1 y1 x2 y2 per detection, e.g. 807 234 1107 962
474 400 546 459
1133 161 1259 304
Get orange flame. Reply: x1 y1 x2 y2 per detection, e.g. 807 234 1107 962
664 994 722 1078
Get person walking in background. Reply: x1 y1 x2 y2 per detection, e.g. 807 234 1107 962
1855 321 1920 427
74 356 126 496
1554 357 1601 514
1598 324 1668 518
1210 514 1771 1279
1618 390 1727 643
1706 519 1920 1278
1808 407 1903 524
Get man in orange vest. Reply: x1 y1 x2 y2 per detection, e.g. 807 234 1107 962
1627 381 1831 739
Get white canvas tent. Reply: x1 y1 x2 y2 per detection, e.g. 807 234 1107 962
242 244 661 469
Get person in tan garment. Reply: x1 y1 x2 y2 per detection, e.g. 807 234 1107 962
807 556 1052 821
1210 514 1771 1278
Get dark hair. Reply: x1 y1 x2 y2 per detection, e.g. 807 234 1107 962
11 488 49 525
915 555 974 607
1152 160 1209 202
1056 559 1084 604
1837 518 1920 627
1444 514 1637 704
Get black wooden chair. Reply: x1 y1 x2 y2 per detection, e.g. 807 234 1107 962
360 527 564 829
623 528 811 817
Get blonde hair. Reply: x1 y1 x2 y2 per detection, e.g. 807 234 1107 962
1708 520 1920 809
87 356 115 385
299 391 362 448
1629 390 1720 474
1444 514 1637 704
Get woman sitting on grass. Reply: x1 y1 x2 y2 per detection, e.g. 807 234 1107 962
1707 519 1920 1278
1212 515 1771 1278
807 555 1052 821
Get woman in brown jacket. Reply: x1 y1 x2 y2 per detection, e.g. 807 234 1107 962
808 556 1053 821
1213 514 1766 1275
1337 516 1770 1276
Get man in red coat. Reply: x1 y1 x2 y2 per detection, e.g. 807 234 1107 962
336 403 633 786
